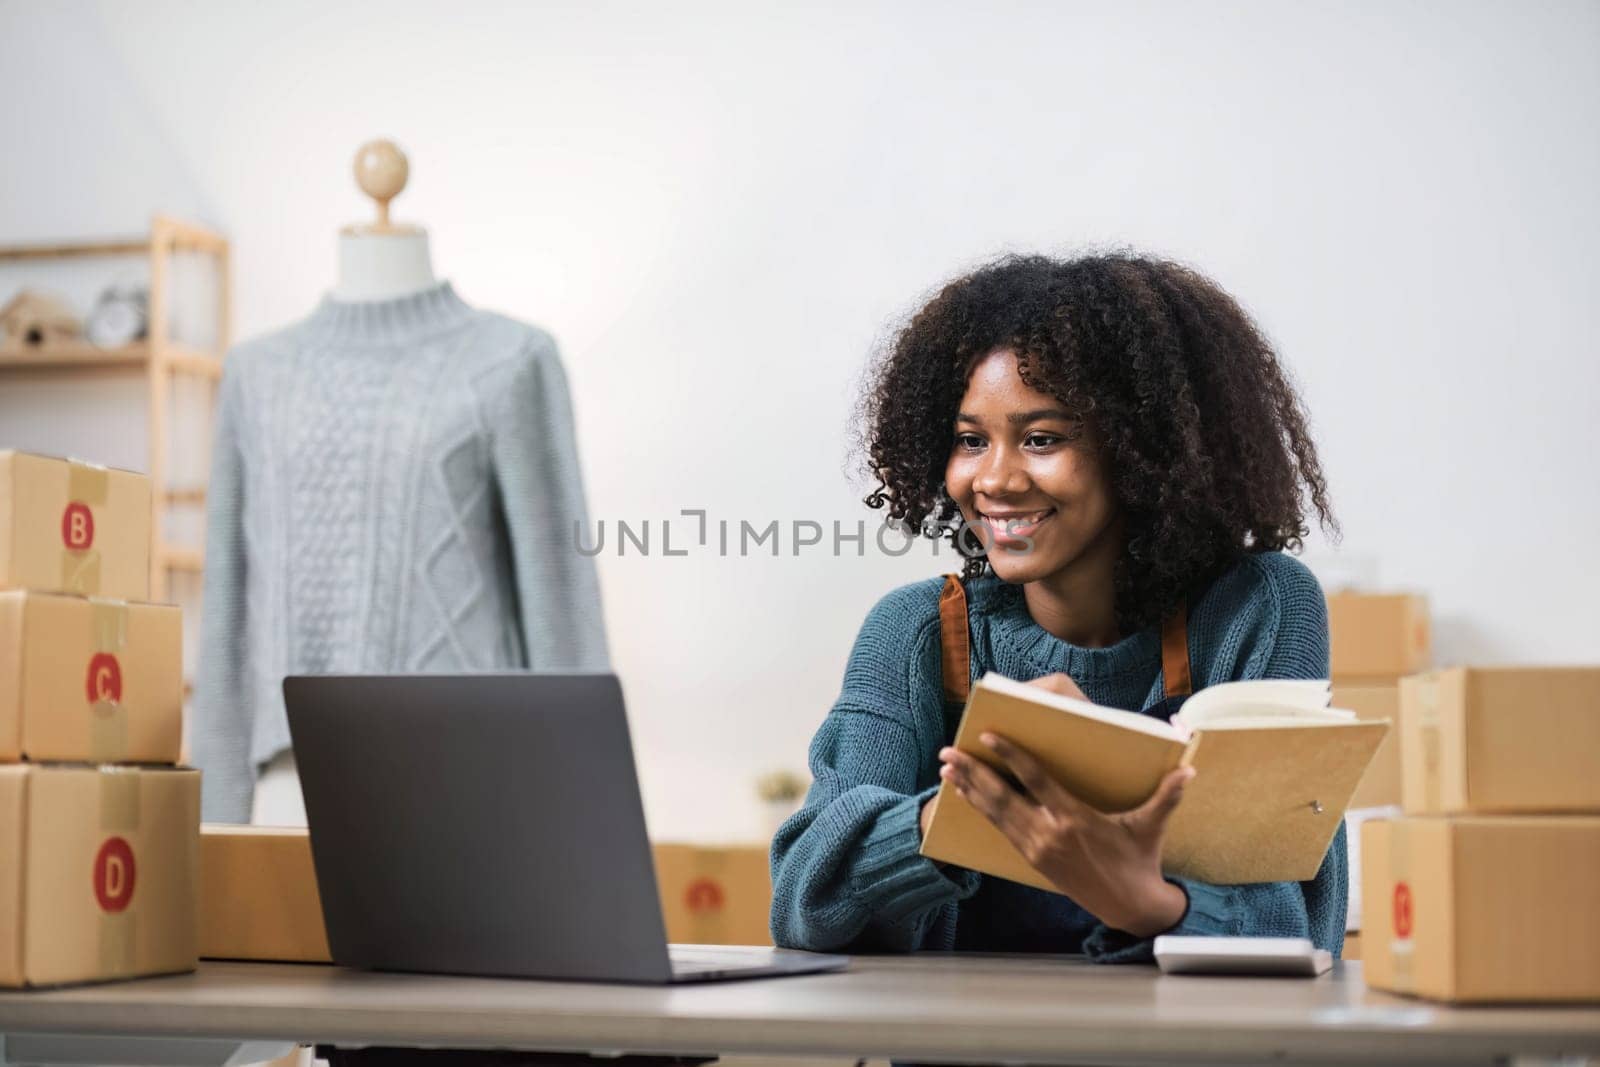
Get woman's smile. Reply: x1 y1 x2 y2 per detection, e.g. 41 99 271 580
978 505 1057 546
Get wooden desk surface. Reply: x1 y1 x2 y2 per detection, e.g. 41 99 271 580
1 956 1597 1065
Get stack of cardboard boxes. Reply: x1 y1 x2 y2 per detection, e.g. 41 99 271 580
1362 666 1600 1002
1326 591 1432 962
0 451 199 988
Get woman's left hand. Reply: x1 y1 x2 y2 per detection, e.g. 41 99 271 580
939 733 1194 938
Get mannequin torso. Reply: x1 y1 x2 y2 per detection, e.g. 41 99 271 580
334 231 437 301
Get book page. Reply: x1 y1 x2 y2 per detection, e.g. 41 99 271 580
976 673 1183 741
1176 679 1354 731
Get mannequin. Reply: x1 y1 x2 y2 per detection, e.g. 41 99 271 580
194 138 609 827
333 140 437 302
258 139 443 824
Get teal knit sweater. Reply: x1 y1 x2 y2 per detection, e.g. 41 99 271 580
769 550 1346 963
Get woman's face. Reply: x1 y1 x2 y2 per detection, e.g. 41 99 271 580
943 348 1120 586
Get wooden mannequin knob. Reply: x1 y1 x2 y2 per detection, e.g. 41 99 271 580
353 139 409 231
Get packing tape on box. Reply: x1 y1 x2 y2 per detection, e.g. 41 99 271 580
67 459 110 505
1414 675 1442 813
61 549 102 595
88 598 130 762
61 459 110 595
99 768 140 976
1389 827 1415 993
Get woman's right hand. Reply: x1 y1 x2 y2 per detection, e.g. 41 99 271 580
919 792 938 839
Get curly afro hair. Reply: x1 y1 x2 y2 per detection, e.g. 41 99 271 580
860 252 1336 633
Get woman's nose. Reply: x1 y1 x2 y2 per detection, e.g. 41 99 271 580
973 445 1030 497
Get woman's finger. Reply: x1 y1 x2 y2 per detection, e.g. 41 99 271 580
1127 766 1196 833
947 752 1038 842
978 732 1085 815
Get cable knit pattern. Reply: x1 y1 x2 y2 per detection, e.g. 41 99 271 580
193 282 609 823
770 551 1345 963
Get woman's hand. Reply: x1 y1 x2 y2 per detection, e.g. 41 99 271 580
1025 672 1089 701
938 733 1194 937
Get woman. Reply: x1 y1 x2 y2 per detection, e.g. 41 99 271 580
770 253 1344 962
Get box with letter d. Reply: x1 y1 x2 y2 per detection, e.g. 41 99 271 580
0 765 199 988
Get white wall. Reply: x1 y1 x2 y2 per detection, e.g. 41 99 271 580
2 0 1596 841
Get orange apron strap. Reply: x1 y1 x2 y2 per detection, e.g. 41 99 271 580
1160 600 1193 700
938 574 971 703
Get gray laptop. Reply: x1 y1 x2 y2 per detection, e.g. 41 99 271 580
282 672 847 984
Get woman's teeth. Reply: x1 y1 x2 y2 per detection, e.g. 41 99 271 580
981 509 1055 542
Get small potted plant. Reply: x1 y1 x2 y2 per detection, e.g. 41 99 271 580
755 770 808 839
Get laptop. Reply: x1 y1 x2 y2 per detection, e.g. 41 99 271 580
282 672 848 984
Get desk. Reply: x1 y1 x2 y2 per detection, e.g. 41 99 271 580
0 957 1596 1066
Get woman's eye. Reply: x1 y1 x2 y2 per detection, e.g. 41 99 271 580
1024 433 1062 449
954 433 985 452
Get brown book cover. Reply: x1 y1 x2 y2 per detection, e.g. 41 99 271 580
919 674 1388 887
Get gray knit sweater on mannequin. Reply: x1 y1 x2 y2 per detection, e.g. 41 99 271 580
192 282 609 822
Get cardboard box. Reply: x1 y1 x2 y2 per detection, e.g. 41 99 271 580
195 833 773 960
1361 816 1600 1002
1326 592 1430 681
0 764 198 988
1344 806 1399 933
652 843 772 946
1400 667 1600 815
1333 685 1402 809
199 825 331 963
0 452 151 602
0 591 182 764
1343 931 1361 961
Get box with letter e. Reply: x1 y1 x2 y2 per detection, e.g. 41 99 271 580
1362 816 1600 1002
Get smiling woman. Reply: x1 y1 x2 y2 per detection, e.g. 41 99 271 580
770 252 1346 963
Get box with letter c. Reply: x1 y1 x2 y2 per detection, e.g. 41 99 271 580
0 591 182 764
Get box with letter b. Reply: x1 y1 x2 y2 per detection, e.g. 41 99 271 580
0 451 151 602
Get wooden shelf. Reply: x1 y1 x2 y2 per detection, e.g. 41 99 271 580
158 546 205 573
159 486 208 506
0 341 223 377
164 343 224 379
0 239 149 262
0 217 226 262
0 343 149 370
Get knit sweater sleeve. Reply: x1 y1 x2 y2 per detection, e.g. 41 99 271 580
1083 552 1348 963
486 334 610 672
192 362 256 824
770 583 980 952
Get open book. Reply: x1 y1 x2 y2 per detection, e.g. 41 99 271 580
918 674 1389 887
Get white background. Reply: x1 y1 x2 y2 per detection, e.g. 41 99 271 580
1 0 1596 841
